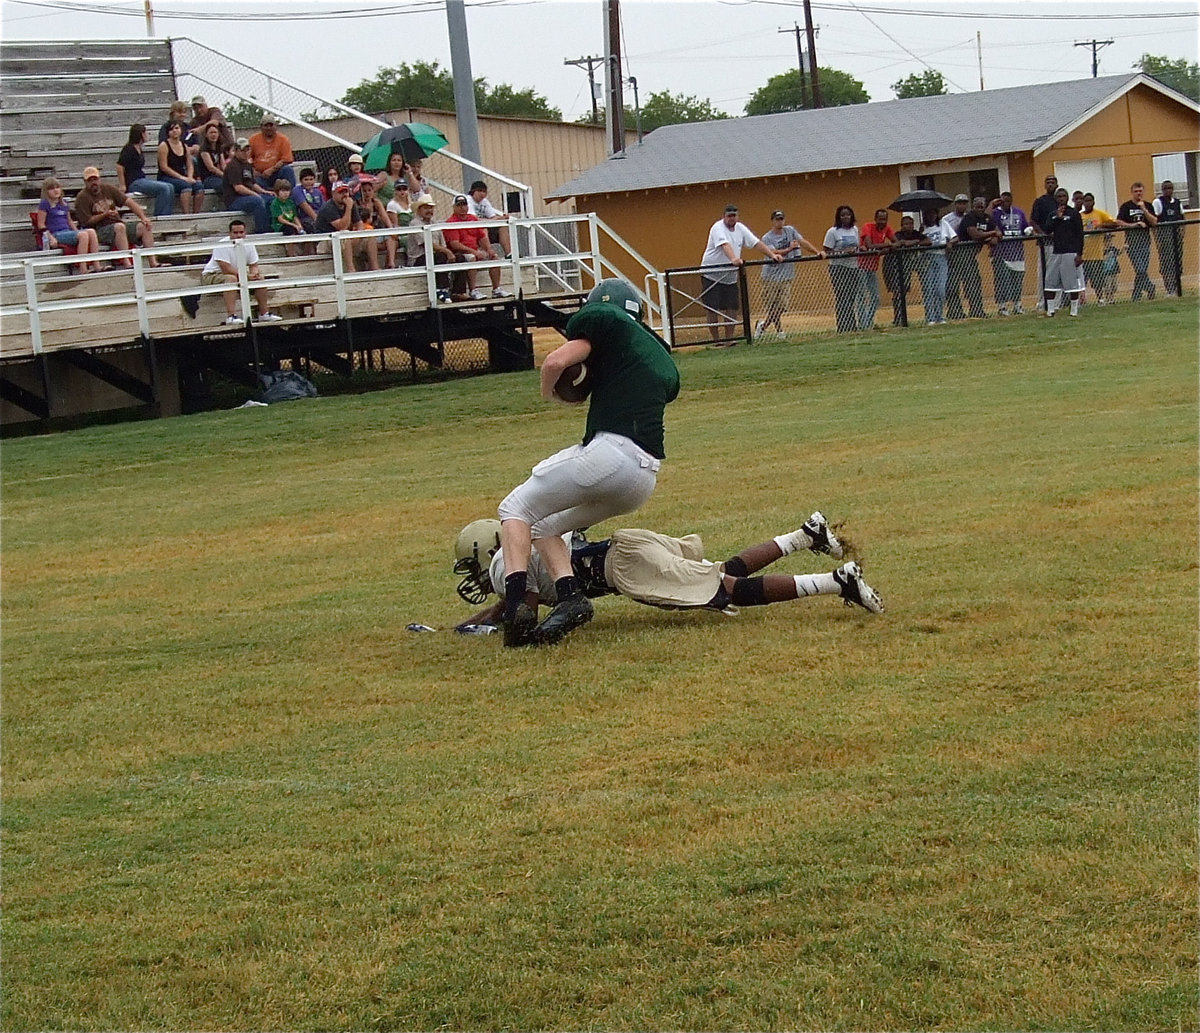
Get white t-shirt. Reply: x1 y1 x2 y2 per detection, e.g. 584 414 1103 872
823 225 860 268
468 194 503 219
938 214 961 243
923 220 950 248
203 236 260 275
701 219 760 283
489 534 573 605
386 199 412 218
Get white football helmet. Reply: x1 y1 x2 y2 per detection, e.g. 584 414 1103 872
454 519 502 604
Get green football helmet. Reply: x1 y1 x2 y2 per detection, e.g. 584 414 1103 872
454 518 502 604
586 278 644 320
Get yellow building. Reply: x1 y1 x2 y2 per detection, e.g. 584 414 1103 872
547 74 1200 272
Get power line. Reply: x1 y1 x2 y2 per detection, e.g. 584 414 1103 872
5 0 519 20
734 0 1198 20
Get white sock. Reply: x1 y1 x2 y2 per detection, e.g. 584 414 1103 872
1070 297 1079 315
775 531 805 556
794 572 839 598
1047 292 1060 314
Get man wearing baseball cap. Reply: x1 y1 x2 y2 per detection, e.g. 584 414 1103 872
445 194 512 299
221 137 271 234
313 180 359 270
189 95 233 150
699 204 782 345
941 193 973 320
73 167 157 266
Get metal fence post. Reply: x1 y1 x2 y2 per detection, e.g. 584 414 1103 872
897 248 910 328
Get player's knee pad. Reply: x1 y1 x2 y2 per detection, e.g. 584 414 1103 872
723 556 749 579
730 576 766 607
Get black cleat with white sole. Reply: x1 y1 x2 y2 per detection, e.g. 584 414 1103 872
503 602 538 647
833 562 884 613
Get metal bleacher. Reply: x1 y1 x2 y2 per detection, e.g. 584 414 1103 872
0 38 666 428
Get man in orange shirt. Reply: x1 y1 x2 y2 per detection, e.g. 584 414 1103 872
248 117 295 191
858 208 895 330
443 194 513 300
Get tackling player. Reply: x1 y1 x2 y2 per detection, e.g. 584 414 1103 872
452 512 883 641
497 278 680 648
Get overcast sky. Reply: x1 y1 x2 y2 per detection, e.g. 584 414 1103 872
4 0 1197 122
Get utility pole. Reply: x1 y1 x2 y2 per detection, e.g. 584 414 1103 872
1075 38 1114 78
802 0 821 108
627 75 643 144
604 0 626 156
144 0 154 37
565 55 604 124
779 24 808 108
977 31 984 90
446 0 482 190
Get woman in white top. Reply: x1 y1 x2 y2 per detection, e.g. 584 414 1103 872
823 205 862 333
919 207 949 325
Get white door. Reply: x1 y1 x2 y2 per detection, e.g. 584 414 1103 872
1053 158 1117 213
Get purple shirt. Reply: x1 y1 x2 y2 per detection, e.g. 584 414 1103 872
38 198 72 234
990 205 1029 261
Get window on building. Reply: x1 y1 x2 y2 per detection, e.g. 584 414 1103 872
1153 151 1198 209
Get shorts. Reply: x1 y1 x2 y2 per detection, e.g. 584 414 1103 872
761 279 791 309
701 275 739 311
1045 252 1081 292
95 219 135 246
50 229 80 246
499 431 661 539
201 270 235 286
603 528 724 608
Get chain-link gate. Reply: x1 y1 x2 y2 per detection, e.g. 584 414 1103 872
666 220 1199 345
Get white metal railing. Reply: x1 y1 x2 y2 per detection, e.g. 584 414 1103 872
168 37 535 217
0 213 668 355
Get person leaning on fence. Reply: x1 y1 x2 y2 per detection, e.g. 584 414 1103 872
919 207 950 325
1078 193 1117 304
823 205 863 332
755 209 822 339
222 138 272 234
700 204 782 346
941 194 976 320
201 218 281 325
954 197 1001 318
1115 182 1159 301
857 209 895 330
1043 188 1084 318
115 123 175 218
1153 180 1185 297
882 215 927 326
987 192 1030 316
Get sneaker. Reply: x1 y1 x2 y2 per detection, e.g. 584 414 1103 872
224 314 243 325
801 511 844 560
1014 303 1025 315
503 602 538 648
492 288 513 298
534 594 594 645
833 562 884 614
753 319 766 340
257 312 282 322
468 289 486 300
436 289 451 303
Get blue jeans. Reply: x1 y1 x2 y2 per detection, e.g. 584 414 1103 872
254 165 296 192
228 194 270 234
856 268 880 329
129 177 175 217
921 253 947 323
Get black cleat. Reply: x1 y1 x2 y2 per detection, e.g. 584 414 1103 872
503 603 538 648
534 594 594 645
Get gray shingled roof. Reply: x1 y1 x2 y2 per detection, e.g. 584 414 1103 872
547 75 1141 200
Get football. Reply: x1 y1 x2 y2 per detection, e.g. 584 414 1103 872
553 361 592 404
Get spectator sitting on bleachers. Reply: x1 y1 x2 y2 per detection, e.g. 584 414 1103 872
248 117 296 190
189 95 234 151
221 137 271 234
292 168 324 234
157 120 204 215
36 176 101 273
376 153 408 205
408 193 457 302
197 123 230 197
321 166 341 202
445 193 511 299
115 123 175 217
158 101 191 144
269 179 305 257
467 180 512 259
201 218 281 325
352 177 397 270
313 180 357 271
74 167 158 268
405 158 429 198
385 181 413 228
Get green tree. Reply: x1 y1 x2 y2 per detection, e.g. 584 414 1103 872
892 69 948 99
342 60 561 120
579 91 729 134
225 99 266 129
744 67 869 116
1135 53 1199 102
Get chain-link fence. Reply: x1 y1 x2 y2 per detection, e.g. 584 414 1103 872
666 220 1200 345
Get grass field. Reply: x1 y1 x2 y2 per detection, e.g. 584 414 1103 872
3 301 1197 1031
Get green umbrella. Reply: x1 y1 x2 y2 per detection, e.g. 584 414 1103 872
360 122 449 170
